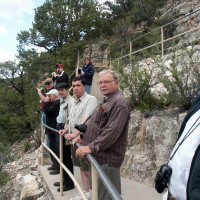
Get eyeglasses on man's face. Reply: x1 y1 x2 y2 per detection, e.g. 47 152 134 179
97 80 115 86
45 82 51 86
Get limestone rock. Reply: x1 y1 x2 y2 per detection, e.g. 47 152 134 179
1 139 53 200
20 180 44 200
16 174 36 186
121 110 183 185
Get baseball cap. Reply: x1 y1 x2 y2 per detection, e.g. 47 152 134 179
56 82 69 89
44 78 53 84
46 89 58 96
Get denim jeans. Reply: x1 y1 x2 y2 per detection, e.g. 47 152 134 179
86 85 92 94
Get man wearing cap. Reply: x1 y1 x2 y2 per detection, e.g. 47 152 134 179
52 63 69 85
37 78 55 104
43 89 60 172
37 78 55 147
51 82 75 192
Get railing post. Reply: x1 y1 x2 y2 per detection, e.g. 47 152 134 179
109 55 112 69
129 40 132 67
59 134 64 196
42 124 123 200
76 51 80 76
103 48 107 68
117 58 120 69
161 26 164 58
129 41 132 60
41 121 44 166
91 164 98 200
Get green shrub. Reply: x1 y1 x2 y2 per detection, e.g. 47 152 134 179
0 170 10 186
115 56 165 112
115 45 200 112
159 47 200 110
23 140 31 152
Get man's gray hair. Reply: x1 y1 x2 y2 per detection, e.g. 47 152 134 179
99 70 118 80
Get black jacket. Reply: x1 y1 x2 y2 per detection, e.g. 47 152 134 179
53 71 69 85
81 63 94 85
44 99 60 134
177 94 200 200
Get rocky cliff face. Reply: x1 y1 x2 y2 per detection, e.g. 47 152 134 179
121 110 187 185
120 2 200 185
83 0 200 69
160 0 200 20
0 139 53 200
83 0 200 186
160 0 200 47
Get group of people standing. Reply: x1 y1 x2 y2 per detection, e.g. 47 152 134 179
37 58 131 200
36 56 200 200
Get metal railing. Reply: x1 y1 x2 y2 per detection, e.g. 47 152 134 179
40 123 123 200
110 8 200 67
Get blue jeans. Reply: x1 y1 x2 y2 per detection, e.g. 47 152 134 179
86 85 92 94
42 112 46 125
42 112 50 147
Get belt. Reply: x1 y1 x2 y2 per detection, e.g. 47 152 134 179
57 123 65 127
57 123 65 125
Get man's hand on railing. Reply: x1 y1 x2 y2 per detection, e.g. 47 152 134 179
59 128 68 136
76 146 92 158
72 136 82 147
64 133 74 140
65 130 80 141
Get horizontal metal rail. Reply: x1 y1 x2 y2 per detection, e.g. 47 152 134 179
111 7 200 51
41 124 87 199
41 141 87 200
111 25 200 63
86 152 123 200
42 123 123 200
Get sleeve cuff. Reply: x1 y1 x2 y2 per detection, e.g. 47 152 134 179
88 143 99 154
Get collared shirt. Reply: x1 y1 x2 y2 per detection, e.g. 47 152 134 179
69 92 98 133
56 95 74 125
58 71 64 77
82 90 131 168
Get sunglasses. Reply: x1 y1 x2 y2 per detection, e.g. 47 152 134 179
45 82 51 85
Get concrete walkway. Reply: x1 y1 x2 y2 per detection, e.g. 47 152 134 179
38 164 162 200
91 72 103 102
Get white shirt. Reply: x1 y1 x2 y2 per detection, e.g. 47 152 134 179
56 95 74 125
68 92 97 133
168 109 200 200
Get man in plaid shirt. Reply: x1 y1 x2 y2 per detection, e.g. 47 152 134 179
76 69 131 200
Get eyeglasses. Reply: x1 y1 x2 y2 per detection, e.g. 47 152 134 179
97 80 115 85
45 82 51 85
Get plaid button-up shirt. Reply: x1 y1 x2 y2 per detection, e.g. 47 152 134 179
82 90 131 168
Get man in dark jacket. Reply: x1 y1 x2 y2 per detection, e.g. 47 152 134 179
52 63 69 85
43 89 60 171
79 57 94 94
165 94 200 200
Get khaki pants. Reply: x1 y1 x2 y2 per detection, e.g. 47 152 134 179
98 164 121 200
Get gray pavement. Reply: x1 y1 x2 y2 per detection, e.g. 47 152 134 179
38 164 162 200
